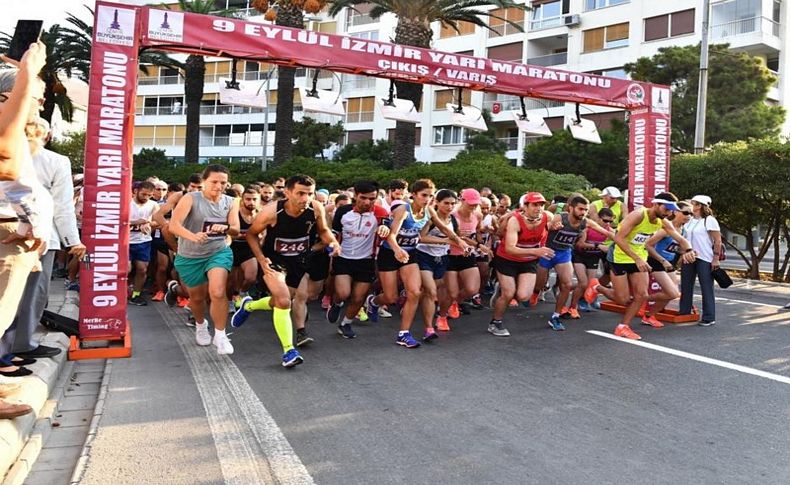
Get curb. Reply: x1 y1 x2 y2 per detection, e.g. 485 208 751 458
69 359 113 485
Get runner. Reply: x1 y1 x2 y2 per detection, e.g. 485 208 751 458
228 186 260 307
325 181 390 338
489 192 557 337
599 193 693 340
168 165 239 354
590 186 627 229
259 183 275 205
150 182 176 302
365 179 470 348
376 178 408 212
533 194 614 330
570 206 614 312
232 174 340 367
477 196 496 297
128 181 160 306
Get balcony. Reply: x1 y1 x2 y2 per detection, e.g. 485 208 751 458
498 137 519 151
711 16 780 41
488 19 525 37
139 75 182 86
134 137 186 147
529 15 563 31
136 106 184 116
527 52 568 67
199 105 268 115
483 96 564 113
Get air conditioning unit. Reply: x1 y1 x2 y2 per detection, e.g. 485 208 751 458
563 14 581 27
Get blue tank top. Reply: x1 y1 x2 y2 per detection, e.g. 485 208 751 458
655 234 681 262
382 203 430 251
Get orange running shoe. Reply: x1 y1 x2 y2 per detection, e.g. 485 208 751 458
560 306 572 318
509 299 519 307
529 292 539 307
151 291 165 302
637 301 649 318
614 324 642 340
448 302 460 319
436 315 451 331
641 315 664 328
584 278 599 304
568 308 581 319
177 296 189 308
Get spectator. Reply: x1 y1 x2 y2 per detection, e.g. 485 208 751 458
591 186 627 229
679 195 722 326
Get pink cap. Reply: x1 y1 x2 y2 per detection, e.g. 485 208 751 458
460 188 482 205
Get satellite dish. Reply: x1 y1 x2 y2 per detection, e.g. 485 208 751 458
298 86 346 117
567 117 602 144
446 103 487 132
379 98 420 124
218 78 267 108
513 112 552 137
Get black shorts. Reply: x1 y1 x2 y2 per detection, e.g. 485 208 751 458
231 242 255 267
447 254 477 272
271 250 330 289
573 251 603 270
647 256 667 273
152 237 170 257
610 261 641 276
376 247 416 272
332 256 376 283
493 255 537 278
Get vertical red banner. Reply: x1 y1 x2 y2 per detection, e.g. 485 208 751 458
628 86 672 211
79 2 141 339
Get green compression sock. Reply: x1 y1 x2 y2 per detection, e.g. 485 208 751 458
273 307 294 352
245 296 272 312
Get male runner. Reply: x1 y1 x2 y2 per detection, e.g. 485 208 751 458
232 175 340 367
259 183 274 205
590 186 627 229
128 181 160 306
229 186 260 306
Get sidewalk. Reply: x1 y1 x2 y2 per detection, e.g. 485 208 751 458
1 280 81 484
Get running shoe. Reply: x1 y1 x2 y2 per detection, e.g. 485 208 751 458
177 296 189 308
448 302 461 319
568 308 581 319
67 281 80 292
231 296 253 328
459 302 472 315
337 324 356 339
470 295 484 309
213 332 234 355
584 278 599 304
637 302 649 318
321 294 331 310
228 300 236 314
509 299 519 307
548 315 566 331
698 320 716 327
129 295 147 306
591 300 601 310
365 294 380 323
529 292 539 307
395 332 421 348
423 330 438 342
487 320 510 337
326 301 344 324
559 306 572 318
641 315 664 328
165 280 179 307
282 349 304 368
436 315 451 331
151 291 165 302
357 307 368 322
578 300 592 312
195 320 211 346
63 278 72 288
295 328 314 347
614 325 641 340
378 306 392 318
185 315 196 328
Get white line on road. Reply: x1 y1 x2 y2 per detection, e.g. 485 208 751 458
157 305 315 485
712 296 784 309
587 330 790 386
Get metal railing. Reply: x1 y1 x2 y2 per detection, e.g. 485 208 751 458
343 74 377 90
710 16 780 40
139 75 182 86
134 137 186 147
498 137 520 151
483 97 563 112
527 52 567 67
136 106 185 116
347 12 377 28
488 20 525 37
199 105 267 115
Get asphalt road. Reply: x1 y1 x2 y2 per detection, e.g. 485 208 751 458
80 282 790 485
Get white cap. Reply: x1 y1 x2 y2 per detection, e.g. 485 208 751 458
691 195 712 206
601 186 622 198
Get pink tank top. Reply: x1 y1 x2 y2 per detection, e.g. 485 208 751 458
449 210 479 256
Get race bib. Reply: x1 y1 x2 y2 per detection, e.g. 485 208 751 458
396 229 420 248
553 230 578 248
275 236 309 256
666 241 680 253
631 233 651 245
202 218 229 239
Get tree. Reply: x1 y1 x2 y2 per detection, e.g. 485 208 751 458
251 0 330 166
522 119 629 188
291 117 344 159
625 43 785 152
334 139 394 167
328 0 529 168
49 131 86 171
462 109 507 154
671 138 790 281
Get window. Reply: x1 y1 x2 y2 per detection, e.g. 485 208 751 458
433 126 469 145
488 7 525 37
530 1 562 30
588 67 629 79
711 0 761 39
439 21 476 39
644 9 694 41
585 0 629 11
487 42 523 62
387 128 421 146
349 30 379 41
346 130 373 145
583 23 629 52
346 3 376 28
346 97 375 123
434 89 471 111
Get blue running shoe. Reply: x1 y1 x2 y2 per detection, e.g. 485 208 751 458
578 300 592 312
548 315 566 331
423 330 438 342
591 300 601 310
282 349 304 368
396 331 421 348
337 324 356 339
365 294 379 323
231 296 253 328
67 281 80 292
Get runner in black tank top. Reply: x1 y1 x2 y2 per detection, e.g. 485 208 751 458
229 188 260 307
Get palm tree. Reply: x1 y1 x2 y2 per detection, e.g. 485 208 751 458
251 0 329 166
328 0 528 168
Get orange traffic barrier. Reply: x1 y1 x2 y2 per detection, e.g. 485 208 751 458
599 302 699 324
68 321 133 360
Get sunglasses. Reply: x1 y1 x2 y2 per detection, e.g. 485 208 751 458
679 211 692 216
601 218 614 223
275 186 284 190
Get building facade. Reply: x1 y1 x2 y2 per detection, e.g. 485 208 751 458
133 0 786 165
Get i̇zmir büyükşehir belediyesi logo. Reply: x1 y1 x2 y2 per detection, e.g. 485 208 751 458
626 83 646 105
96 6 136 46
148 9 185 43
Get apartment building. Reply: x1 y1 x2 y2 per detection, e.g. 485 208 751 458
133 0 787 165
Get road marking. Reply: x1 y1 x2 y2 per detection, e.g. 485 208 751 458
587 330 790 386
157 305 314 485
692 293 785 309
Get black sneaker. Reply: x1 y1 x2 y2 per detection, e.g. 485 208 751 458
469 295 484 310
337 324 356 339
295 328 314 347
698 320 716 326
459 302 472 315
326 302 344 324
164 280 179 307
129 295 147 306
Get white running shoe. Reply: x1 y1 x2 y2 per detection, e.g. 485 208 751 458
378 306 392 318
195 320 211 346
213 332 234 355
